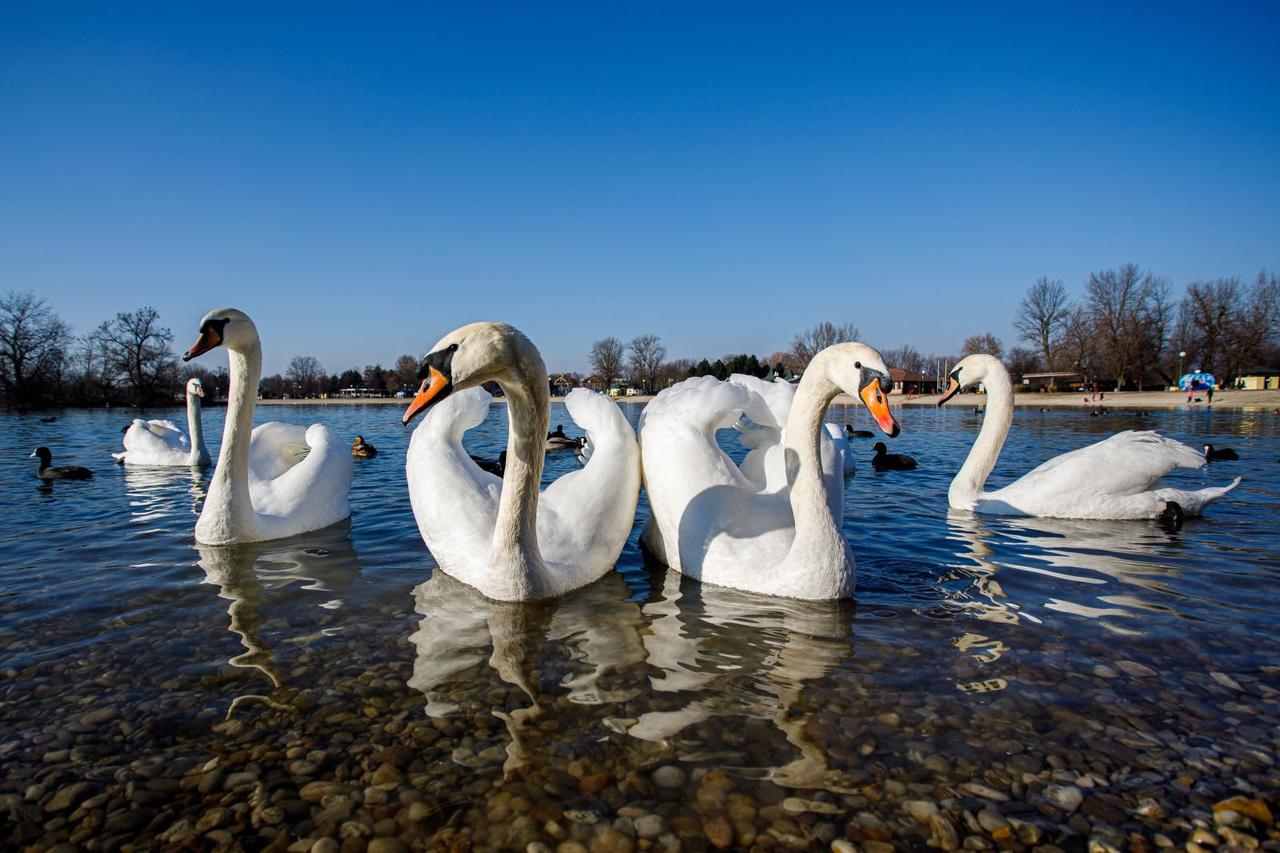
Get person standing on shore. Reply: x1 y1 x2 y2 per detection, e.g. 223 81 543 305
1208 386 1215 405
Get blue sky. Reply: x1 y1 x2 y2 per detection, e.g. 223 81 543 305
2 2 1277 375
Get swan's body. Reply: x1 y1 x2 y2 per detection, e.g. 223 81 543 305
639 344 899 600
823 422 856 476
403 322 641 601
113 378 211 466
183 308 352 545
941 355 1240 519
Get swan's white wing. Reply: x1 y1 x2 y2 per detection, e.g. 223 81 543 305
983 430 1218 518
406 388 503 586
538 389 641 589
247 422 352 528
117 418 191 465
639 376 795 580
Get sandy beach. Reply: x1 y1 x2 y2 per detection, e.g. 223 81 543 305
258 388 1280 410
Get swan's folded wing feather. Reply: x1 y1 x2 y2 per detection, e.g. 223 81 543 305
992 430 1205 505
248 423 352 524
539 389 640 574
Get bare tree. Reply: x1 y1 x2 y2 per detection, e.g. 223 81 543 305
1182 278 1239 375
1006 347 1041 382
1084 264 1165 388
789 321 859 369
1231 270 1280 375
628 334 667 394
961 332 1004 358
1013 278 1070 372
392 354 419 394
97 306 178 405
286 355 326 397
1059 306 1096 381
590 337 625 391
0 291 70 406
882 344 926 375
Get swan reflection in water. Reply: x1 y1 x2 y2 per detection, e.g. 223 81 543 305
196 522 362 693
123 464 209 527
408 571 645 776
945 510 1187 637
618 569 857 791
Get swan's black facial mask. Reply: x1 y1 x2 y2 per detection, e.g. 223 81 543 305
402 345 457 426
183 318 229 362
938 369 963 406
856 367 900 438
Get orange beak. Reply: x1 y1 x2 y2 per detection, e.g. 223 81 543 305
182 327 221 362
938 376 962 406
859 377 900 437
402 366 450 426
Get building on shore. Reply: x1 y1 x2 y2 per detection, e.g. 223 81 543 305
1235 367 1280 390
888 368 939 396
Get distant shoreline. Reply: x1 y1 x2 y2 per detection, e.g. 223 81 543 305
252 388 1280 410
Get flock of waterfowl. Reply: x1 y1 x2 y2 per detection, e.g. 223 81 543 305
30 308 1243 602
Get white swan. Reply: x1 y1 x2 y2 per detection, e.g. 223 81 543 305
113 378 212 466
402 322 641 601
939 354 1240 519
638 343 899 600
182 308 353 545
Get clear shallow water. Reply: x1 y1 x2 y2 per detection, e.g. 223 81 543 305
2 402 1278 850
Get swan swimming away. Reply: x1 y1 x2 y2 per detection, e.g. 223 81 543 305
113 378 212 466
182 308 353 544
401 322 641 602
31 447 92 480
638 342 900 600
939 354 1240 519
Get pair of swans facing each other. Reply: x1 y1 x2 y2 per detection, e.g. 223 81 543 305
402 325 901 603
182 308 353 545
939 354 1240 522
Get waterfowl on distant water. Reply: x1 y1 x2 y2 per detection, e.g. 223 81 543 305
403 322 641 601
183 308 353 545
352 435 378 458
31 447 93 480
638 342 899 600
39 416 57 423
1203 444 1239 462
844 425 875 439
113 378 212 467
871 441 917 471
940 354 1239 519
469 450 507 478
545 424 579 450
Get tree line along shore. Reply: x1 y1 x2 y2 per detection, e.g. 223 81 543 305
3 264 1277 410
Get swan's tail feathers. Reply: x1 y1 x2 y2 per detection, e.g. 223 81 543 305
420 386 492 440
112 451 127 463
564 387 636 446
1156 476 1241 516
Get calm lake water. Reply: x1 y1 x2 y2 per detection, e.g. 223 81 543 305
2 402 1277 851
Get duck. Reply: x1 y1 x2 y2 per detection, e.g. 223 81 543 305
939 354 1239 519
113 378 212 466
351 435 378 458
31 447 93 480
39 416 57 423
469 450 507 478
638 342 900 600
402 322 641 601
545 424 579 450
182 308 353 544
871 441 917 471
1203 444 1239 462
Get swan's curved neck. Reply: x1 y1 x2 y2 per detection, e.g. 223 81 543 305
950 369 1013 509
187 391 208 462
492 349 551 597
207 341 261 532
782 360 846 581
